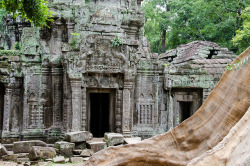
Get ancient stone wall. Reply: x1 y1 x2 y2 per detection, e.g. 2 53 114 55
0 1 237 142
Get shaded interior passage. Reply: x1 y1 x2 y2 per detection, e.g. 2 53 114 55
90 93 110 137
179 101 192 122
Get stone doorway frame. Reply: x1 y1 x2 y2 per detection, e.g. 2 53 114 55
86 88 116 135
171 88 203 126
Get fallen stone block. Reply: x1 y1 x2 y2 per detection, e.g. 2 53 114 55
64 131 93 143
53 156 65 163
75 142 86 150
54 141 75 158
73 150 82 155
0 144 9 159
2 144 13 151
16 158 30 163
87 142 106 153
28 146 56 161
2 153 29 161
13 140 47 153
80 149 94 157
83 157 90 161
124 137 142 144
2 154 17 161
104 133 124 146
70 157 84 163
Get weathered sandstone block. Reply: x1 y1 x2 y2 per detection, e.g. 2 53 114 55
13 140 47 153
54 141 75 157
65 131 93 143
104 133 124 146
28 146 56 161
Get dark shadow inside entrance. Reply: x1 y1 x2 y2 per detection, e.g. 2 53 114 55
90 93 110 137
179 101 192 122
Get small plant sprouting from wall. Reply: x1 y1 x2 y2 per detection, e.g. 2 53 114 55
225 56 249 71
111 37 123 47
14 42 20 50
70 33 80 47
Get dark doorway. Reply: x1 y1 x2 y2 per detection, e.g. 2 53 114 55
90 93 110 137
0 84 4 131
179 102 192 122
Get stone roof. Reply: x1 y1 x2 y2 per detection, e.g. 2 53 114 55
159 41 236 63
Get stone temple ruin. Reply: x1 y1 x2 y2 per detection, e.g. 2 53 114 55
0 0 237 143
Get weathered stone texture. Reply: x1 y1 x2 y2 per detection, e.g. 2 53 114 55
84 47 250 166
64 131 93 143
13 140 47 154
54 141 75 158
28 146 56 161
0 0 237 142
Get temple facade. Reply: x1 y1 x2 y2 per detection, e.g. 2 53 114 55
0 0 236 143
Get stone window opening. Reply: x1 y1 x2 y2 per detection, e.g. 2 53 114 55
207 50 218 59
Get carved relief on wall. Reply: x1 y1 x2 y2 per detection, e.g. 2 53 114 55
83 38 127 73
136 76 156 126
83 73 124 89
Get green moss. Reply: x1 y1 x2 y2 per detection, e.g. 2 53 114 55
0 50 19 56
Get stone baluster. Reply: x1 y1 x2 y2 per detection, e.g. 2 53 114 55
3 84 13 132
70 79 82 131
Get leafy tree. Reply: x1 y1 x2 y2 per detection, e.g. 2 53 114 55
0 8 7 31
0 0 53 27
232 7 250 53
142 0 250 54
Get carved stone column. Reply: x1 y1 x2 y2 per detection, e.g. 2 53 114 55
70 79 82 131
66 20 75 42
122 82 133 137
115 89 122 133
81 87 87 130
3 84 13 132
167 90 174 130
51 68 63 129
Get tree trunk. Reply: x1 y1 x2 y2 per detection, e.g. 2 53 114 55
161 30 166 52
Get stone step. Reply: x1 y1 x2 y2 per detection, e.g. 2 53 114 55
87 138 106 153
3 144 13 151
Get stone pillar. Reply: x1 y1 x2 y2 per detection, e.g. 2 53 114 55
66 20 75 42
122 82 133 137
167 90 174 130
62 70 70 132
115 90 122 133
51 68 63 128
81 87 87 130
70 79 82 131
3 84 13 132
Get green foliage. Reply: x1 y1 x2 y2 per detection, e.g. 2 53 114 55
0 8 6 31
111 37 123 47
14 42 20 50
0 0 53 27
69 33 80 47
225 57 249 71
232 7 250 53
0 50 18 56
142 0 250 54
